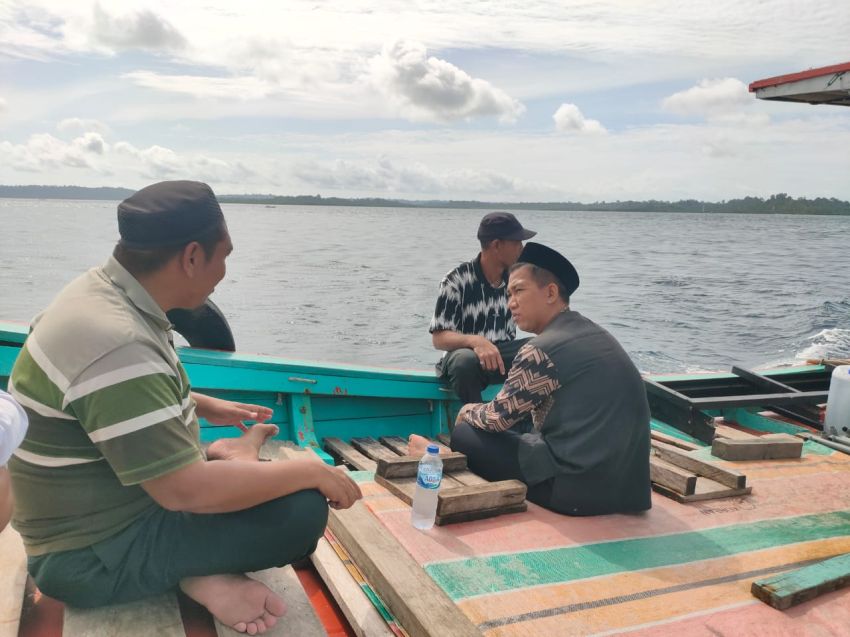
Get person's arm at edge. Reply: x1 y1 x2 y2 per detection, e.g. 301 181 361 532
432 330 490 352
191 392 273 426
0 467 12 531
142 456 361 514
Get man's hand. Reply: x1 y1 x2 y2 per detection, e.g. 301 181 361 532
315 464 363 510
472 336 506 374
193 393 273 427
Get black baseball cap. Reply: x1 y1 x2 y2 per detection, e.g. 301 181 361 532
477 212 536 242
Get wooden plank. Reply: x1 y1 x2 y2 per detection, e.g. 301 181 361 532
713 424 758 440
0 527 27 637
214 566 327 637
310 537 394 637
436 433 452 447
436 502 527 525
63 595 184 637
650 430 701 451
324 437 377 471
350 438 402 463
649 457 697 495
653 477 753 503
651 440 747 489
447 470 489 486
278 446 482 637
712 435 803 461
751 552 850 610
379 436 409 456
376 453 467 479
374 473 466 506
437 481 527 516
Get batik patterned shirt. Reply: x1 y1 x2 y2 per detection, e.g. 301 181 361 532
459 342 561 431
428 254 517 343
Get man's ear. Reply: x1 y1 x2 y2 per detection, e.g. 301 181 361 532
179 242 202 277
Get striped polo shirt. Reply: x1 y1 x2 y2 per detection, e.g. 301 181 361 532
8 257 204 555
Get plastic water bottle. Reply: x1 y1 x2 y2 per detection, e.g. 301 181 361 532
825 365 850 437
411 444 442 530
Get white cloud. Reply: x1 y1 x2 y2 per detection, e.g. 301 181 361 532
368 40 525 123
88 3 186 52
114 140 256 182
662 78 752 118
57 117 109 134
553 103 606 134
0 97 6 113
0 131 104 171
123 71 276 101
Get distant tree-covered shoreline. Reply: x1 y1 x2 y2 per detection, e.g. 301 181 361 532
2 185 848 215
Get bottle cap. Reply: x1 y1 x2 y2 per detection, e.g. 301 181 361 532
427 444 439 454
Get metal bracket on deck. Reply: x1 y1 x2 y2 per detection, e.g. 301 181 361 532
645 366 829 443
288 393 334 465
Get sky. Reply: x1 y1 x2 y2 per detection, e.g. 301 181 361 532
1 1 849 202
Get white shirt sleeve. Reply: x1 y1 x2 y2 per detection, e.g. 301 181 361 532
0 389 28 465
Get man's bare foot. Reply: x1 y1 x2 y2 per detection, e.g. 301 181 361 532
207 424 279 461
180 574 287 635
408 433 449 458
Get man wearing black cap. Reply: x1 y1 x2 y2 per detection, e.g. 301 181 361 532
448 242 652 516
9 181 362 634
429 211 537 404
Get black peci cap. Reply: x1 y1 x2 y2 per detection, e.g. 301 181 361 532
477 211 536 242
517 242 580 296
117 181 225 249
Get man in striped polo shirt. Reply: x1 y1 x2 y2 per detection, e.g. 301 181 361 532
429 212 537 404
8 181 361 635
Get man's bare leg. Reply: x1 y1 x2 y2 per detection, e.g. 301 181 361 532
207 424 279 462
180 574 287 635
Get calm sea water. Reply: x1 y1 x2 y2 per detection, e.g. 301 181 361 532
1 198 848 373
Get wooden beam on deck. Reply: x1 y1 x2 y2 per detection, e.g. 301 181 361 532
752 553 850 610
376 453 467 479
651 441 747 489
279 446 482 637
323 438 376 472
712 434 803 461
649 457 697 495
350 438 401 464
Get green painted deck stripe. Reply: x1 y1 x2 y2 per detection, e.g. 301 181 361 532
425 510 850 601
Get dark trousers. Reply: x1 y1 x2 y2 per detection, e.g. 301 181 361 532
28 489 329 608
436 337 529 404
450 422 553 507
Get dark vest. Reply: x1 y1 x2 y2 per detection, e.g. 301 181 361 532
517 311 652 516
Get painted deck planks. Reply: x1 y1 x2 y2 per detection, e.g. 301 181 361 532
280 446 480 637
752 552 850 610
213 567 326 637
378 436 409 456
0 527 27 637
62 595 184 637
310 537 394 637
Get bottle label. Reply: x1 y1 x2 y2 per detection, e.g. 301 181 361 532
417 470 442 489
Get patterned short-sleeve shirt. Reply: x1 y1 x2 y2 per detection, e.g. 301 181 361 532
428 254 517 343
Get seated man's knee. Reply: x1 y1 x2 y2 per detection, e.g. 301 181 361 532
265 489 328 562
445 349 479 379
450 421 478 455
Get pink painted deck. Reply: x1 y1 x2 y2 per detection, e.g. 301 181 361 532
359 447 850 636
